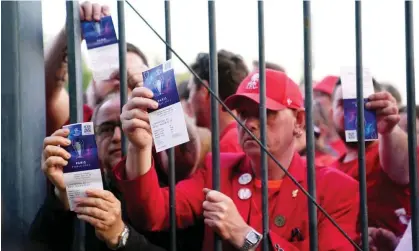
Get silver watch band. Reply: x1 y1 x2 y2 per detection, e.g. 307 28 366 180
109 224 130 250
240 229 262 251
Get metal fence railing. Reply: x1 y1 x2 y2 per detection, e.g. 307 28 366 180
1 1 417 251
64 1 418 251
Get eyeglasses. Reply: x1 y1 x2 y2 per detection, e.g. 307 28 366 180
95 121 122 137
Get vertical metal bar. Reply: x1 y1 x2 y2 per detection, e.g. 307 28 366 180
404 2 419 250
354 2 368 250
303 2 318 251
1 1 46 249
208 2 221 251
257 2 269 251
118 0 128 155
164 1 177 251
66 1 85 251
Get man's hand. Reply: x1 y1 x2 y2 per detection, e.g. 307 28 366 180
367 227 399 251
366 91 400 134
202 188 252 249
79 1 110 25
74 189 125 249
42 128 72 209
109 65 149 90
120 87 158 150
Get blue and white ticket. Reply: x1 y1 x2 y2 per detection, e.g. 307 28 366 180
62 122 103 211
142 60 190 152
340 67 378 142
81 16 119 83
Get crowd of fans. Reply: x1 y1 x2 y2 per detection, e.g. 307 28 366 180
27 2 416 251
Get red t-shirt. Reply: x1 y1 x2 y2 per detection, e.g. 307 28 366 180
332 142 411 236
219 122 242 153
330 138 347 158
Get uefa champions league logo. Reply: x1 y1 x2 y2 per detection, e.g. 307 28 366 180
94 22 102 36
72 138 84 158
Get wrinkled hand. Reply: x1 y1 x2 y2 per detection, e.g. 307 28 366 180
109 65 149 90
203 188 251 249
367 227 399 251
74 189 125 249
366 92 400 134
42 128 72 192
120 87 158 150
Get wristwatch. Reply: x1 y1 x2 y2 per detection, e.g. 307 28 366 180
240 228 262 251
109 224 130 250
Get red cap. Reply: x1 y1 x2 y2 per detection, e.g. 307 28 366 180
224 69 304 111
313 75 339 96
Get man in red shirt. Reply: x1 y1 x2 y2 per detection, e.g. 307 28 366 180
114 69 360 251
331 78 412 237
187 50 249 153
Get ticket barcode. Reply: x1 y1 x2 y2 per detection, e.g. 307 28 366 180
345 130 357 142
82 122 94 135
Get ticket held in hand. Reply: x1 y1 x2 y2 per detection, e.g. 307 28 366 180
62 122 103 211
81 15 119 83
340 67 378 142
142 60 190 152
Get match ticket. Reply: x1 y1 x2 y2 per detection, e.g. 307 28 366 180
81 15 119 83
340 67 378 142
62 122 103 211
142 60 190 152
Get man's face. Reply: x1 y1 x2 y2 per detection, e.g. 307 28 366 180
314 91 332 116
332 85 346 139
93 52 146 103
95 97 122 173
187 76 210 128
236 99 300 158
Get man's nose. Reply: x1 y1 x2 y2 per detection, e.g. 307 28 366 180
112 126 122 142
243 117 259 132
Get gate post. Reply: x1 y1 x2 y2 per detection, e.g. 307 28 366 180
1 1 46 250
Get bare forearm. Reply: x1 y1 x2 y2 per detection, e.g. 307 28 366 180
45 28 70 134
380 126 410 185
45 27 68 94
126 144 153 180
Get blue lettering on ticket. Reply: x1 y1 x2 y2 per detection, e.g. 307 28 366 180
81 16 118 50
63 122 100 173
142 64 180 111
343 98 378 141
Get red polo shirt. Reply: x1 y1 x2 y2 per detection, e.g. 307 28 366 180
219 122 242 153
332 142 411 236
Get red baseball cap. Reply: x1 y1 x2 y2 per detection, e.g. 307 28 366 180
313 75 339 96
224 69 304 111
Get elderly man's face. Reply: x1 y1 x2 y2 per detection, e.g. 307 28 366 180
236 99 303 158
95 97 122 173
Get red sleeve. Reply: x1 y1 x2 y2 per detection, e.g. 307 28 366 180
113 157 207 231
317 168 360 251
268 231 301 250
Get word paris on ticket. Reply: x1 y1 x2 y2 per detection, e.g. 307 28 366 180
142 60 190 152
62 122 103 211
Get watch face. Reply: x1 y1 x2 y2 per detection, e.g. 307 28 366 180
248 231 259 244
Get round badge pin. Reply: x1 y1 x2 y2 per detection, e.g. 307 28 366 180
238 188 252 200
238 173 252 185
